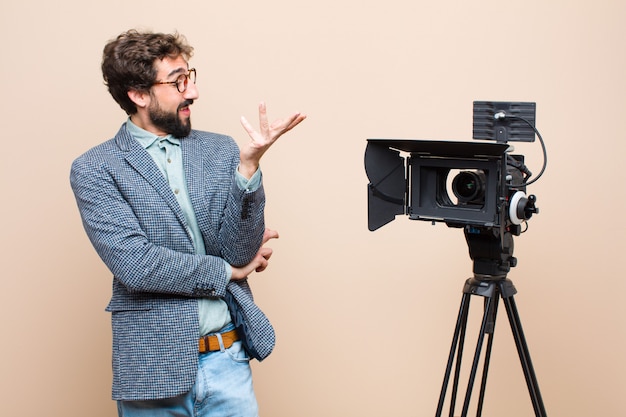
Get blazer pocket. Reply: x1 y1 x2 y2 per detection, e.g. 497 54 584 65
106 296 154 313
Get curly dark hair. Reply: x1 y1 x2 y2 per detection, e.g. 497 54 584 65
101 29 194 115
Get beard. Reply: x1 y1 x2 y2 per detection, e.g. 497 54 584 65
148 99 193 138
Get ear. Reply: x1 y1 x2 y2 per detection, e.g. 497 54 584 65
127 89 150 109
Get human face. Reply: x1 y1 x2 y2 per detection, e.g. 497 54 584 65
148 56 199 138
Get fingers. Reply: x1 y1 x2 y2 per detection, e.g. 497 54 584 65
258 247 273 261
252 229 278 273
284 112 307 131
258 102 269 137
254 247 273 272
270 112 306 136
240 116 255 137
231 246 274 279
262 228 279 244
243 102 306 143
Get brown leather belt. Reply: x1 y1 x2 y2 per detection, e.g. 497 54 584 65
199 329 239 353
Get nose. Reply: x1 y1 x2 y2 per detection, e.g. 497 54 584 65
184 80 199 100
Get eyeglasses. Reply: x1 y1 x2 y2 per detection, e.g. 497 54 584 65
153 68 196 93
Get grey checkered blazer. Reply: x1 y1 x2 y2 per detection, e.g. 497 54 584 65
70 123 274 401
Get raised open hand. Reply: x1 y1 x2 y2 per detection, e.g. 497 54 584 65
238 102 306 178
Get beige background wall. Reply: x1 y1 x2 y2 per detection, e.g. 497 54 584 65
1 1 624 416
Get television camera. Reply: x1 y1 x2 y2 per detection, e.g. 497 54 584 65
365 101 544 277
365 101 549 417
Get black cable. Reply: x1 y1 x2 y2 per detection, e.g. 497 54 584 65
499 114 548 187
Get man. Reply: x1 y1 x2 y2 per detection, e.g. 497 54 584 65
70 29 305 416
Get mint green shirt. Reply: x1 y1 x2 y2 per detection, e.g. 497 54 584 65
127 119 261 335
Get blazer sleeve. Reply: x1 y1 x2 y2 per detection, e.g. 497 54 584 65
185 132 266 269
219 178 266 267
69 143 231 298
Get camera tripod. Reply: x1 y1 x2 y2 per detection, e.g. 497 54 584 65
435 227 547 417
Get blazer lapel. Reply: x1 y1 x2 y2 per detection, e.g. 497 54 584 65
181 132 203 194
115 125 189 229
181 132 206 223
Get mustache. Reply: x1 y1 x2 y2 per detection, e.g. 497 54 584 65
178 100 194 110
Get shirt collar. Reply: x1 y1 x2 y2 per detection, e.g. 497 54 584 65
126 118 181 149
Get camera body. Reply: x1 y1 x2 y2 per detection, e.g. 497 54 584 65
408 140 509 228
366 139 518 230
365 101 538 233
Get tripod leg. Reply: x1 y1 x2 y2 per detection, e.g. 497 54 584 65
460 289 498 417
449 300 470 417
501 294 548 417
436 292 471 417
476 294 500 417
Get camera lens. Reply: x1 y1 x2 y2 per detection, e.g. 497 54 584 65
452 171 486 204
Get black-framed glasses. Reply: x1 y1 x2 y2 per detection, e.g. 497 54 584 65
153 68 196 93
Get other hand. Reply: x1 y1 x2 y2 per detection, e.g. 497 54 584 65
230 228 280 280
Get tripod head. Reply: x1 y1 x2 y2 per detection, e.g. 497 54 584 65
463 191 537 279
464 225 516 279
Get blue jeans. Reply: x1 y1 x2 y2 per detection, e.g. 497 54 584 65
117 335 258 417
